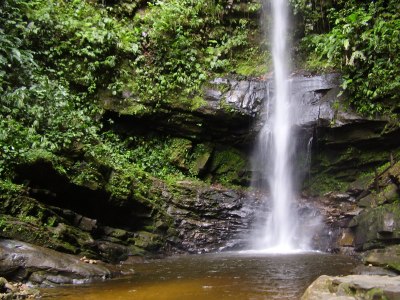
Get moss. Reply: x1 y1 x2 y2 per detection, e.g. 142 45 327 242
210 147 248 186
128 245 147 256
305 171 349 195
22 149 71 176
0 179 24 196
169 138 193 170
188 143 213 176
105 169 133 201
233 50 269 77
0 196 62 227
119 98 150 116
173 95 207 111
70 162 105 190
133 231 163 250
0 215 78 254
308 145 398 195
365 288 387 300
352 203 400 250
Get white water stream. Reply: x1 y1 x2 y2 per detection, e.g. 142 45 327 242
249 0 306 253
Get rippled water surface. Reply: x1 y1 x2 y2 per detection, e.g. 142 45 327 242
42 252 357 300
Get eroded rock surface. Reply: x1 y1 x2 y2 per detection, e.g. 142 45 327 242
0 239 111 286
302 275 400 300
165 182 261 253
102 74 343 145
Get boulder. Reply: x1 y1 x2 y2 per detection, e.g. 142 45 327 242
364 245 400 273
302 275 400 300
0 239 111 286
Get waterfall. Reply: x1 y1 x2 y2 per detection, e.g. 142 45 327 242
249 0 307 253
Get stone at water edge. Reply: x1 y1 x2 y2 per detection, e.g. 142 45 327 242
0 276 40 299
0 239 111 286
364 245 400 273
301 275 400 300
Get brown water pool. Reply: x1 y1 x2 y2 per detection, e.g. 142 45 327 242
42 252 357 299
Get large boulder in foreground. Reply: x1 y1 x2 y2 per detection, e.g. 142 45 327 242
302 275 400 300
0 239 111 286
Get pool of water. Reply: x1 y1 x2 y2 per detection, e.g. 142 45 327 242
42 252 357 299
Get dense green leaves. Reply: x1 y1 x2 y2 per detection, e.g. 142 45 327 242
298 0 400 115
0 0 258 187
117 0 253 102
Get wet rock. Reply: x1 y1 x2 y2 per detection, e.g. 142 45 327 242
302 275 400 300
165 182 261 253
0 239 111 286
102 74 342 145
91 241 130 263
337 229 355 247
133 232 162 251
325 192 353 202
364 245 400 273
77 216 97 232
350 203 400 250
0 277 40 299
352 265 399 276
215 78 265 117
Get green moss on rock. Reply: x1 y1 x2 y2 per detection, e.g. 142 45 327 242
210 147 249 185
189 143 213 176
351 203 400 250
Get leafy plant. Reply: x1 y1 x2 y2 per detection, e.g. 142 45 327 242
300 0 400 115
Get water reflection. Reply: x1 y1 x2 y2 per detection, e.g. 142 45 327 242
42 252 356 300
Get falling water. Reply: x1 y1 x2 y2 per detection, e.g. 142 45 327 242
250 0 302 252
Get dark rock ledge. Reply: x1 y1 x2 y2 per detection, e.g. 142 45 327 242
0 239 114 287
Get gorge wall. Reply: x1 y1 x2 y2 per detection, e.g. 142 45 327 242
2 72 399 270
1 0 400 286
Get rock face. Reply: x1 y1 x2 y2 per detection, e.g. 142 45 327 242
0 156 263 260
102 73 342 145
318 161 400 254
0 239 111 286
302 275 400 300
164 182 261 253
2 70 400 291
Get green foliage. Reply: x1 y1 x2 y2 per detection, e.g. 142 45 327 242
24 0 139 93
210 148 247 185
115 0 256 104
0 0 103 179
0 0 257 192
299 0 400 115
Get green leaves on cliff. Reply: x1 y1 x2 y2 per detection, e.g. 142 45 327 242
0 0 258 186
298 0 400 115
24 0 140 93
116 0 253 102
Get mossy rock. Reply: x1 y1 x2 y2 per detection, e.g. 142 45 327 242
364 245 400 273
169 138 193 170
133 231 163 250
189 143 214 176
308 146 396 196
305 171 349 195
209 147 249 186
69 161 106 191
0 196 63 228
351 203 400 250
0 215 78 254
